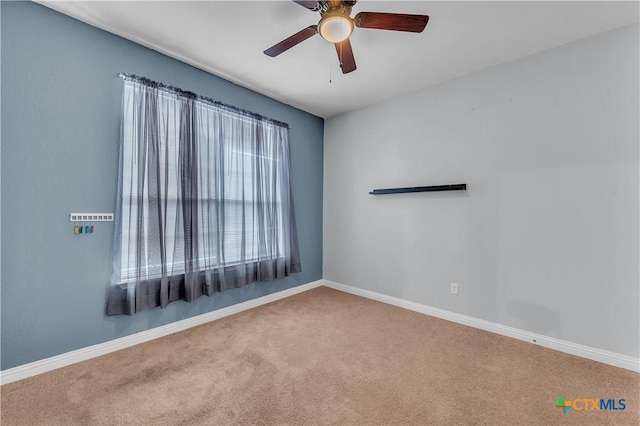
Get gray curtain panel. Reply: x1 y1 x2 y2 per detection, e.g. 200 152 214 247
107 75 301 315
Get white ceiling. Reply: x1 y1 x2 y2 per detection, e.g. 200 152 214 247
39 1 639 118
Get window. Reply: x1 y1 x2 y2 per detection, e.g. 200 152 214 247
108 75 301 316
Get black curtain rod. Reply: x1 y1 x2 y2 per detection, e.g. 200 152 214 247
118 73 290 129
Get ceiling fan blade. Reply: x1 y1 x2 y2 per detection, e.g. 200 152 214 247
354 12 429 33
335 38 356 74
293 1 322 11
264 26 318 57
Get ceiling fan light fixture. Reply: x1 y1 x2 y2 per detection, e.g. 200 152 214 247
319 13 354 43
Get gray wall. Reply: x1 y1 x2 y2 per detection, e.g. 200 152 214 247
1 2 323 370
324 24 639 358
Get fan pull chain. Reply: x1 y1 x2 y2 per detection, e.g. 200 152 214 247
329 45 333 83
330 42 343 83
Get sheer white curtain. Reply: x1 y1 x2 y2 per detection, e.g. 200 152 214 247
108 76 300 315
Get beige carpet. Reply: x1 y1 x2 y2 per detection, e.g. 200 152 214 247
1 286 638 425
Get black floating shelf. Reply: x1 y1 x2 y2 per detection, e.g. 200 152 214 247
369 183 466 195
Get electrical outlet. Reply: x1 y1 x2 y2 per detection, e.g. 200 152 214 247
450 283 459 295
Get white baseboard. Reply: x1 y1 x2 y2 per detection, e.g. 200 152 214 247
322 280 640 373
3 278 637 385
0 280 324 385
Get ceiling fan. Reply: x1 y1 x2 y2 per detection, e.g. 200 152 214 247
264 1 429 74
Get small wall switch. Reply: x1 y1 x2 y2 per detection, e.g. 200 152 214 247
450 283 459 295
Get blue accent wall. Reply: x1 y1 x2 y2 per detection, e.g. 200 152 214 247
0 2 324 370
